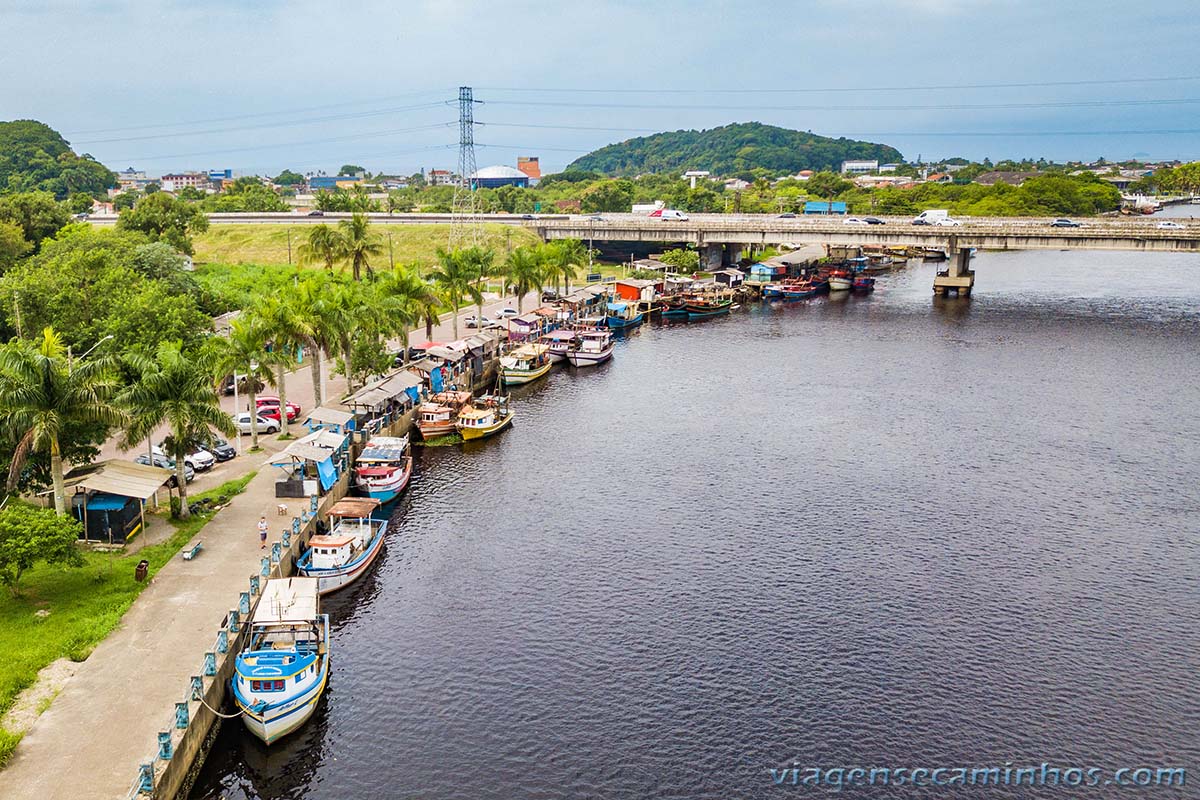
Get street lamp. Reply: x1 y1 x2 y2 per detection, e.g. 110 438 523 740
68 334 114 372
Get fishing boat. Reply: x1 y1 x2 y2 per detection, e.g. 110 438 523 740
760 283 785 299
538 329 578 363
685 293 734 319
232 577 329 744
605 301 644 330
827 269 853 292
781 278 823 299
416 390 473 440
500 343 552 386
661 296 690 317
352 435 412 503
455 394 514 441
566 329 614 367
852 276 877 292
296 498 387 593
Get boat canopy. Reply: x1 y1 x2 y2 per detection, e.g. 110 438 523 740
326 497 381 518
606 302 627 312
254 578 320 624
543 330 578 340
359 435 409 463
308 532 355 548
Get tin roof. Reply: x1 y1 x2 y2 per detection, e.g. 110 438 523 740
60 460 174 501
254 578 320 623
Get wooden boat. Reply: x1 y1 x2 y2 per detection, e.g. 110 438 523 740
296 498 387 594
352 435 412 503
661 295 690 317
782 278 822 299
605 301 644 330
500 343 552 386
828 269 853 291
455 395 514 440
566 329 614 367
538 330 577 363
232 577 329 744
416 390 473 439
852 276 877 292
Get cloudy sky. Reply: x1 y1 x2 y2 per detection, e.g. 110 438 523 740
2 0 1198 176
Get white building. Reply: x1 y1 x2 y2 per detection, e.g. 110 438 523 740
840 160 879 174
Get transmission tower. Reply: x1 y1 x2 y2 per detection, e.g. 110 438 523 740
449 86 482 248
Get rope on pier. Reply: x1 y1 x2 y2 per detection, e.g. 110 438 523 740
197 694 246 719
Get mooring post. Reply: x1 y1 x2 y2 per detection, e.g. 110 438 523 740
157 731 173 760
190 675 203 700
138 763 155 793
271 542 281 565
217 628 228 654
175 701 189 729
228 608 240 633
203 651 216 677
249 574 260 595
260 557 270 576
239 591 250 615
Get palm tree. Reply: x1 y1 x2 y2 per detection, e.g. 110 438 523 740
0 327 126 515
429 248 482 340
458 245 496 320
119 341 237 518
288 276 343 408
376 265 436 355
298 224 342 272
250 295 307 437
337 213 384 281
205 318 277 450
502 247 546 313
544 239 587 295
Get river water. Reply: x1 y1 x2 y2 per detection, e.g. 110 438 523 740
192 249 1200 799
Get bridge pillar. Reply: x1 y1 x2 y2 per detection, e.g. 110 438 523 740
933 248 975 297
725 245 743 266
701 244 723 272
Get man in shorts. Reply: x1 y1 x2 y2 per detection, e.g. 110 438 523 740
257 516 269 549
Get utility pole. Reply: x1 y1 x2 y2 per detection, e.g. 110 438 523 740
287 229 292 265
388 232 394 269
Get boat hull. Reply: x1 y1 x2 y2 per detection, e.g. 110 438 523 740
605 313 644 329
458 413 514 440
566 347 614 367
417 421 456 439
828 277 852 291
236 662 328 744
501 361 552 386
298 518 388 594
354 459 411 505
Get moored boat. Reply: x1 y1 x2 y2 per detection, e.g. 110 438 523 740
500 343 552 386
605 301 644 330
232 577 329 744
538 330 578 363
352 435 412 503
416 390 473 440
566 329 614 367
828 269 853 291
852 276 877 292
455 395 514 440
685 293 734 318
781 278 822 299
297 498 388 594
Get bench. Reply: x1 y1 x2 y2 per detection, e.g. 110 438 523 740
182 540 203 560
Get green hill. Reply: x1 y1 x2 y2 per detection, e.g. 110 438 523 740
0 120 115 198
566 121 903 177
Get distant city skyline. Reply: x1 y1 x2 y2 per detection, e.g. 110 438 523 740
2 0 1198 176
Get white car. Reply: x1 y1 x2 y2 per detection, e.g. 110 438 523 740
932 217 963 227
496 307 519 319
231 412 280 434
152 444 215 472
1157 220 1185 230
464 314 490 329
842 217 868 225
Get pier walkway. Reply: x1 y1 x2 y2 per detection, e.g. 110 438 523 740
0 440 290 800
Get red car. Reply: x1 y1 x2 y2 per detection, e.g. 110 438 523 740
255 397 301 421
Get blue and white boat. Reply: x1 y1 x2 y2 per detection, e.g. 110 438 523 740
232 577 329 744
296 498 388 594
352 435 412 503
605 301 644 330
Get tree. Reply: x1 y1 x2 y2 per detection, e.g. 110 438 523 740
116 192 209 255
336 213 383 281
250 294 308 437
580 179 634 213
288 276 345 407
0 327 126 515
659 248 700 272
113 191 139 211
67 192 94 215
143 182 160 195
501 247 546 312
543 239 587 295
377 264 442 344
0 504 84 596
177 186 206 201
0 191 69 249
805 171 853 198
297 224 341 272
0 221 32 271
457 245 495 321
119 341 237 518
429 248 482 340
273 170 305 186
338 164 366 177
0 120 115 198
205 319 276 450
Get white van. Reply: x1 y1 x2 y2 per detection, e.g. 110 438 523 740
912 209 949 225
652 209 689 221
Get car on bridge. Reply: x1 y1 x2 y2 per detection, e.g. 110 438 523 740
843 217 868 225
777 212 797 219
863 217 886 225
649 209 689 221
932 217 963 227
1157 220 1185 230
1050 218 1082 227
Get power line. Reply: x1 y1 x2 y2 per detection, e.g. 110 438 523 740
487 98 1200 113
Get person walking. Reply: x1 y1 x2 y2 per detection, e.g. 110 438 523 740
257 516 269 549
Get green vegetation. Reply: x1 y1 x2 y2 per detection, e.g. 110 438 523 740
832 173 1123 217
116 192 210 254
0 120 114 199
567 122 904 176
0 473 255 746
0 504 84 596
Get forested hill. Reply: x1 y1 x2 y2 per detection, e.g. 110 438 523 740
566 122 904 176
0 120 115 198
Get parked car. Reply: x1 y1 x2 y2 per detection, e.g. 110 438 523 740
231 412 280 434
207 437 237 462
863 217 886 225
255 396 300 420
520 214 537 220
911 218 931 226
1050 218 1082 227
257 404 296 423
72 212 90 221
932 217 963 227
843 217 868 226
586 215 604 221
778 212 797 219
219 374 236 395
464 314 489 329
496 307 519 319
541 289 562 302
134 454 195 486
307 210 324 217
153 444 215 472
1157 220 1185 230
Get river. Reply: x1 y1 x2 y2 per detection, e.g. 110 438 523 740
192 249 1200 799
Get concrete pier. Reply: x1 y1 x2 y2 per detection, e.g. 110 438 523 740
933 248 975 297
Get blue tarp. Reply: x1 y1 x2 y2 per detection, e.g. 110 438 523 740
315 457 337 491
606 302 627 312
430 366 444 393
803 201 848 214
405 386 420 405
83 493 128 511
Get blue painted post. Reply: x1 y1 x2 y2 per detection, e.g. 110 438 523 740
282 529 291 547
260 557 269 576
301 509 310 523
228 608 240 632
271 542 281 564
217 629 228 654
157 731 173 760
138 764 154 793
175 701 189 729
310 495 318 513
292 517 301 534
203 651 216 677
190 675 203 700
239 591 250 615
249 574 260 595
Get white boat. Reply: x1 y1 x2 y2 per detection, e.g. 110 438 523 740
232 577 329 744
566 329 614 367
500 343 552 386
827 273 853 292
352 435 412 503
296 498 387 594
538 330 578 363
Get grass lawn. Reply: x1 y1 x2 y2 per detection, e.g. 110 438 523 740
193 223 542 269
0 472 257 764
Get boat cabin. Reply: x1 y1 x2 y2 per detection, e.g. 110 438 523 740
713 268 744 288
305 532 356 569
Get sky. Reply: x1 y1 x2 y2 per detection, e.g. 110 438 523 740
2 0 1199 177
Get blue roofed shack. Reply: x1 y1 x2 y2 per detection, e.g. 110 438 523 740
59 459 176 544
268 429 350 498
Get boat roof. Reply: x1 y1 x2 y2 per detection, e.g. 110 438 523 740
431 390 472 403
359 435 409 462
457 406 494 419
308 533 355 548
512 343 549 356
579 329 611 338
541 330 578 340
420 403 453 414
606 302 627 312
254 578 319 624
355 465 401 477
326 497 381 518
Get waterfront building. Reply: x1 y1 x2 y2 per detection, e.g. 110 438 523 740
840 159 879 174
